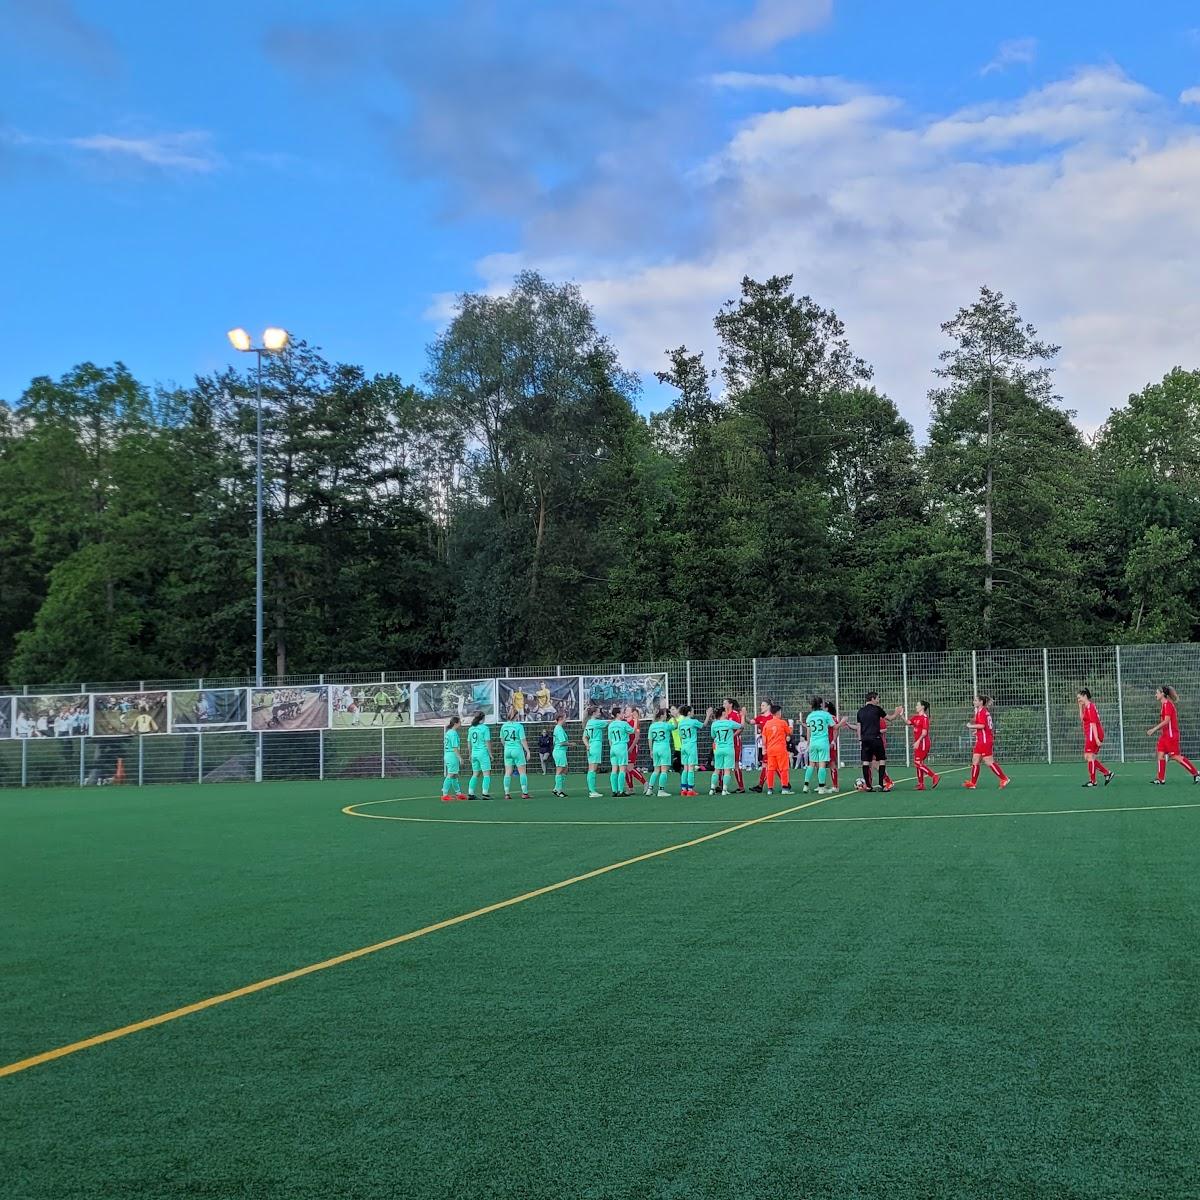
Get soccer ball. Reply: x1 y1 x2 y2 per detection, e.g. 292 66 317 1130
854 779 868 792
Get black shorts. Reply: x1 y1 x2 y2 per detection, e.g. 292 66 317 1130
860 736 886 762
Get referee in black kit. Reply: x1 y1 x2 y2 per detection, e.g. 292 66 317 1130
856 691 905 792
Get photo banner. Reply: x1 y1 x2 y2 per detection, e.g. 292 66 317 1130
412 679 497 727
581 673 668 717
170 688 249 734
0 697 11 740
92 691 168 737
498 677 581 722
250 686 330 732
331 682 410 729
13 693 91 739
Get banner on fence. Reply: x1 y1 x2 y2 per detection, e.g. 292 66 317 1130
0 697 10 739
498 677 580 722
92 691 168 737
170 688 249 734
581 673 668 716
331 682 410 729
412 679 496 727
250 686 330 732
14 693 91 738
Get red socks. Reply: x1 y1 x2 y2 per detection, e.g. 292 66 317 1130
1179 756 1198 777
1088 761 1096 784
1157 758 1167 782
988 762 1008 783
969 763 980 786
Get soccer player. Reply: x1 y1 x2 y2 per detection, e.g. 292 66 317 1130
466 711 492 799
826 701 848 789
511 687 526 721
607 707 634 796
707 704 740 795
1077 688 1113 788
537 728 552 774
856 692 904 792
1147 684 1199 785
441 716 465 802
749 700 773 792
551 713 571 796
676 705 703 796
536 681 553 718
645 708 674 796
499 715 530 799
804 697 833 793
762 704 793 795
583 705 609 798
908 700 940 791
727 698 748 791
964 695 1009 789
372 686 391 725
625 706 647 790
133 705 159 735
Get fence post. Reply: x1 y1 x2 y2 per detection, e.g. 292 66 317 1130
79 739 85 787
1115 644 1126 763
1042 647 1052 764
380 726 386 779
901 653 910 767
686 661 692 706
380 671 385 684
752 658 759 709
971 650 978 700
138 736 144 786
621 663 626 674
832 655 840 721
256 732 263 783
198 735 203 784
556 665 562 677
319 728 325 781
443 669 448 681
21 738 28 788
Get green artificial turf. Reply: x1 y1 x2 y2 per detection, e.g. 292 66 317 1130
3 764 1199 1199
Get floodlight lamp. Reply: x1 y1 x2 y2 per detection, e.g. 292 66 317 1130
227 328 252 352
262 327 289 351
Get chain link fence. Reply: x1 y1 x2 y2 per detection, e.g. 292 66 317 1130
2 645 1197 789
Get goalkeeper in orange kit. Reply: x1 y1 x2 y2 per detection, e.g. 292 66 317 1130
761 704 794 795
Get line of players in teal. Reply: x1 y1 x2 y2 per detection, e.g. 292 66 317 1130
439 703 747 801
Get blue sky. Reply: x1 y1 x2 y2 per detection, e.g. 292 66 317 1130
2 0 1199 430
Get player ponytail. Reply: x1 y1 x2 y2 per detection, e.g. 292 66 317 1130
769 703 782 715
810 695 824 711
470 710 485 726
918 699 930 714
447 715 461 730
1077 688 1092 701
825 700 837 717
1163 684 1179 703
977 694 992 708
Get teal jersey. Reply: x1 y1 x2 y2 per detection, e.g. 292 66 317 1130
584 718 608 755
607 719 633 749
677 716 702 749
805 710 834 740
710 718 740 750
647 721 672 751
553 725 569 749
500 720 526 747
444 728 461 753
467 723 490 752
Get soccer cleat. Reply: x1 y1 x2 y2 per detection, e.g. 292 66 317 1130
802 785 810 794
816 786 827 795
750 785 763 793
962 782 976 789
440 794 452 803
781 787 794 795
1151 779 1166 786
656 789 670 797
721 787 732 796
456 793 468 801
1103 773 1113 786
1193 773 1200 784
998 778 1010 789
931 775 941 789
916 785 925 792
521 793 531 800
1081 781 1096 788
588 791 602 799
882 778 894 793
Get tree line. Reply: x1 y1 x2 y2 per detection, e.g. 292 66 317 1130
1 271 1196 686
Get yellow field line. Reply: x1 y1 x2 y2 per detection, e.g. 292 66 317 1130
1 779 880 1080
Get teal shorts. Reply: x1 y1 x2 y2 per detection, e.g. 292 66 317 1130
586 744 604 766
651 752 672 769
680 742 699 765
504 747 526 769
609 748 629 767
808 739 830 763
714 749 736 771
443 752 460 774
470 752 491 773
553 747 568 769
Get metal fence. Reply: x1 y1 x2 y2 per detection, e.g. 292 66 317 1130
1 645 1196 789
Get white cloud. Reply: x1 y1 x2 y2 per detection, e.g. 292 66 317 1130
981 37 1038 76
708 72 863 102
1181 87 1200 106
725 0 833 51
470 64 1200 435
66 132 222 172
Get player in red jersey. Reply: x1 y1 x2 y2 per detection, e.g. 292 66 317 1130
908 700 940 790
964 695 1008 789
826 701 848 788
727 698 748 791
749 700 773 792
1147 684 1199 785
1076 688 1113 788
624 705 647 790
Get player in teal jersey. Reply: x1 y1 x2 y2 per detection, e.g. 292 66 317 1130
707 704 740 795
583 705 609 797
675 705 703 796
645 708 674 796
442 716 464 802
466 710 492 799
499 718 530 799
551 714 571 796
804 697 834 794
607 707 633 796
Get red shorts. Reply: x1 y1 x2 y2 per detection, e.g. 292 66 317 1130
914 750 929 764
1157 735 1180 755
1084 738 1103 755
974 738 993 757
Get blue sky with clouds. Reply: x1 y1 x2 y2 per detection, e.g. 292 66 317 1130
2 0 1199 430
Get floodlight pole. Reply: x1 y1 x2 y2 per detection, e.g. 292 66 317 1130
254 348 265 690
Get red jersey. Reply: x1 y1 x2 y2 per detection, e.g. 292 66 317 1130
974 707 994 748
1161 700 1178 739
753 712 771 739
908 713 930 755
1081 702 1104 743
729 710 744 744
